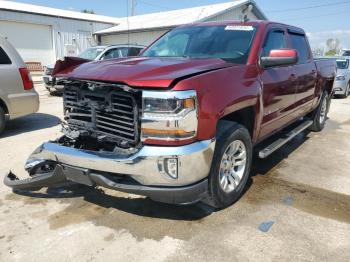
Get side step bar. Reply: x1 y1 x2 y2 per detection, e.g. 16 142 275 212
258 120 313 159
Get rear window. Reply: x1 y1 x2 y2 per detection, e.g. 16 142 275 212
289 33 310 64
0 47 11 64
336 59 349 69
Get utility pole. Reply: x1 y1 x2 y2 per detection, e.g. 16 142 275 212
130 0 136 16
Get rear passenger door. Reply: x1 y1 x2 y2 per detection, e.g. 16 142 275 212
259 28 298 140
288 30 317 116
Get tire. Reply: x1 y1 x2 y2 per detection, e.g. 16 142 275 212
308 90 329 132
207 122 252 209
342 82 350 98
0 106 6 135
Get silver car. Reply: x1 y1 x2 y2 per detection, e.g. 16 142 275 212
0 36 39 134
43 44 145 93
333 58 350 98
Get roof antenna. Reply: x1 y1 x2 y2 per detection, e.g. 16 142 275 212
241 4 253 23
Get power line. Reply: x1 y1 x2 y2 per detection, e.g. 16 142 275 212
137 0 172 11
269 0 350 13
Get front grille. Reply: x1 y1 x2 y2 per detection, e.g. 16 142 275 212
63 83 139 147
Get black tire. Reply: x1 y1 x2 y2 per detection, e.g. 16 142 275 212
207 122 252 209
341 82 350 98
0 106 6 135
308 90 329 132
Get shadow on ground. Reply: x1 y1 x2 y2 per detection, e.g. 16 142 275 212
13 184 215 221
251 131 310 176
0 113 60 138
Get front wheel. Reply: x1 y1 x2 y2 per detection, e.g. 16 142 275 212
207 122 252 209
308 90 329 132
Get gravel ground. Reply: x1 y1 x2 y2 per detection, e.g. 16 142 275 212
0 84 349 262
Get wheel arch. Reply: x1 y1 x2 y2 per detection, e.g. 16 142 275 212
217 106 257 141
0 98 9 114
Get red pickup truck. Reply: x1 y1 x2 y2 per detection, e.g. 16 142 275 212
5 21 336 209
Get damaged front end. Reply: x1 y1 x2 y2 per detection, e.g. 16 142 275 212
4 78 214 204
4 57 215 204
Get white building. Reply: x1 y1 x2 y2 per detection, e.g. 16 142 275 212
0 1 119 65
95 0 267 46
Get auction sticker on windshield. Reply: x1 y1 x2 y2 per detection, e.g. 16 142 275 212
225 25 254 31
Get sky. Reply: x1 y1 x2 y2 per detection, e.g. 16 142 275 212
8 0 350 50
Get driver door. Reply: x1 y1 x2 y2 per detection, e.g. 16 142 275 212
258 28 298 140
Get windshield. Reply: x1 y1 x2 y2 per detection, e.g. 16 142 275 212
142 25 257 64
336 59 349 69
342 51 350 56
78 47 105 60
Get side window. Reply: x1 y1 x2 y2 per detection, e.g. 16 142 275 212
0 47 11 64
119 48 129 57
289 33 310 64
101 48 120 60
262 30 286 57
127 47 143 56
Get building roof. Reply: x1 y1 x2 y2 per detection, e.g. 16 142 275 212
95 0 267 35
0 1 120 24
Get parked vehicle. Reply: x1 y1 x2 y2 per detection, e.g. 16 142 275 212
5 21 336 209
0 36 39 134
333 58 350 98
43 44 145 93
341 50 350 57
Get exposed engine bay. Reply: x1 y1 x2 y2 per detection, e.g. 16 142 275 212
61 80 142 152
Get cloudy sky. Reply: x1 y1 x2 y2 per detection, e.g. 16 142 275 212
10 0 350 50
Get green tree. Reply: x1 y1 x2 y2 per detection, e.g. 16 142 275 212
325 49 337 56
81 9 95 14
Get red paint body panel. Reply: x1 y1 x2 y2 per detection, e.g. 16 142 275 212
53 20 336 146
54 56 232 88
269 49 297 58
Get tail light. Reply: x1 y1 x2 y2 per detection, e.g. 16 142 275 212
19 68 34 90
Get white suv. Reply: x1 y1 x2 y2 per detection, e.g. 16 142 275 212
43 44 145 93
0 36 39 134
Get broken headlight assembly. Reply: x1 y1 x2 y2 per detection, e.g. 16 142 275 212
141 90 198 144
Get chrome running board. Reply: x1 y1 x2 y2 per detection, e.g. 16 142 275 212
258 120 313 159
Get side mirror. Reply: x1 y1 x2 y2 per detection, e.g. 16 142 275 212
261 49 298 68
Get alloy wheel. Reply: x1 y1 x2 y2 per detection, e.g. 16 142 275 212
219 140 247 193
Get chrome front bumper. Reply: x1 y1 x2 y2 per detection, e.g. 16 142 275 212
333 82 347 95
26 139 216 187
43 75 65 91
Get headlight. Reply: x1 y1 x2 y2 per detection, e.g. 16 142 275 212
141 90 197 143
336 75 346 81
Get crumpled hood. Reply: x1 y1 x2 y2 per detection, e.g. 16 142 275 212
54 56 233 88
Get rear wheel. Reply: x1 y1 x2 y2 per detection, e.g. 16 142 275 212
207 122 252 209
308 90 329 132
0 106 6 135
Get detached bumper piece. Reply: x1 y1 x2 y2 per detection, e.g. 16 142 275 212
4 163 208 205
4 165 67 191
